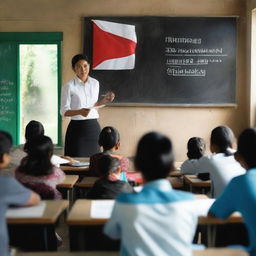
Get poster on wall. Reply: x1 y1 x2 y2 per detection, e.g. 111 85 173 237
84 16 237 106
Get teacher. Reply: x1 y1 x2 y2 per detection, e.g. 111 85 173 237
60 54 114 157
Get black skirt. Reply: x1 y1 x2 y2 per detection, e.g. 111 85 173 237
64 119 101 157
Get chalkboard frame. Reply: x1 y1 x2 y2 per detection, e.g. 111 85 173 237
84 16 238 107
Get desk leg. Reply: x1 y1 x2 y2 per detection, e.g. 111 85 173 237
207 225 216 247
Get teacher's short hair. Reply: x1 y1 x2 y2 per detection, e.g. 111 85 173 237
71 54 90 69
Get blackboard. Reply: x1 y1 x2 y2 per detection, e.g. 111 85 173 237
84 17 237 106
0 42 17 142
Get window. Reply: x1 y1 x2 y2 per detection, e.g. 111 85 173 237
0 33 62 145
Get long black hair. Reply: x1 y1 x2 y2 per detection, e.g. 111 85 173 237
18 135 54 176
135 131 174 181
24 120 45 152
210 126 234 156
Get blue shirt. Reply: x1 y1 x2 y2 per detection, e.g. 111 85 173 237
0 175 31 256
209 168 256 256
104 179 199 256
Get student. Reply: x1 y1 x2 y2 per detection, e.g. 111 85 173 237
15 135 65 199
1 120 44 176
2 120 70 176
89 126 129 180
209 128 256 256
104 131 200 256
87 155 134 199
0 131 40 256
181 137 206 174
180 126 245 197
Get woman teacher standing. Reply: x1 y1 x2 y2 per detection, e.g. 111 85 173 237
60 54 114 157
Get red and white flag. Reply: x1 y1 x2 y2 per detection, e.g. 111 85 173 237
92 20 137 70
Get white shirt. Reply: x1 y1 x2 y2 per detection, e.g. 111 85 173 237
60 76 99 120
104 179 208 256
181 153 245 198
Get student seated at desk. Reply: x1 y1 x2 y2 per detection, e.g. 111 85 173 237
15 135 65 200
181 126 245 197
89 126 129 181
2 120 71 176
104 131 200 256
209 128 256 256
86 155 133 199
180 137 209 180
0 131 40 256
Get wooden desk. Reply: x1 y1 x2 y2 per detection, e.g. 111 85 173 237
193 248 248 256
61 165 90 177
67 199 119 250
16 253 119 256
75 177 98 189
68 199 246 250
198 212 245 247
8 200 69 251
57 175 79 204
184 175 211 193
168 176 184 189
16 248 248 256
169 169 182 177
60 157 90 178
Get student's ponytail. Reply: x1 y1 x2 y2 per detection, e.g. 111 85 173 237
210 126 234 156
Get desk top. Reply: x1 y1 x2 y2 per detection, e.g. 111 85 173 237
199 212 243 225
15 249 248 256
67 200 105 225
169 170 182 177
16 252 118 256
7 200 69 224
75 177 98 188
193 248 247 256
167 177 184 188
184 175 211 187
57 175 79 189
67 196 211 226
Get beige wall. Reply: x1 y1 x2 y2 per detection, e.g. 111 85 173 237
0 0 248 160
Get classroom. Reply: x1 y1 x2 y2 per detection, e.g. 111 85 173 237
1 0 256 255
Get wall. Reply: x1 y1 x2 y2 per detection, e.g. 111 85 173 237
247 0 256 128
0 0 248 160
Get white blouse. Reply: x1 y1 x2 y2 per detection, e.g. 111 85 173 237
60 76 99 120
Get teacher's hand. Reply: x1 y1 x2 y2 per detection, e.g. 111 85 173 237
80 108 90 117
103 92 115 103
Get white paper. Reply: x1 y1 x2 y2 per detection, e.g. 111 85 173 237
71 161 89 167
176 198 215 217
51 155 70 166
6 202 46 218
90 200 114 218
89 105 105 110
